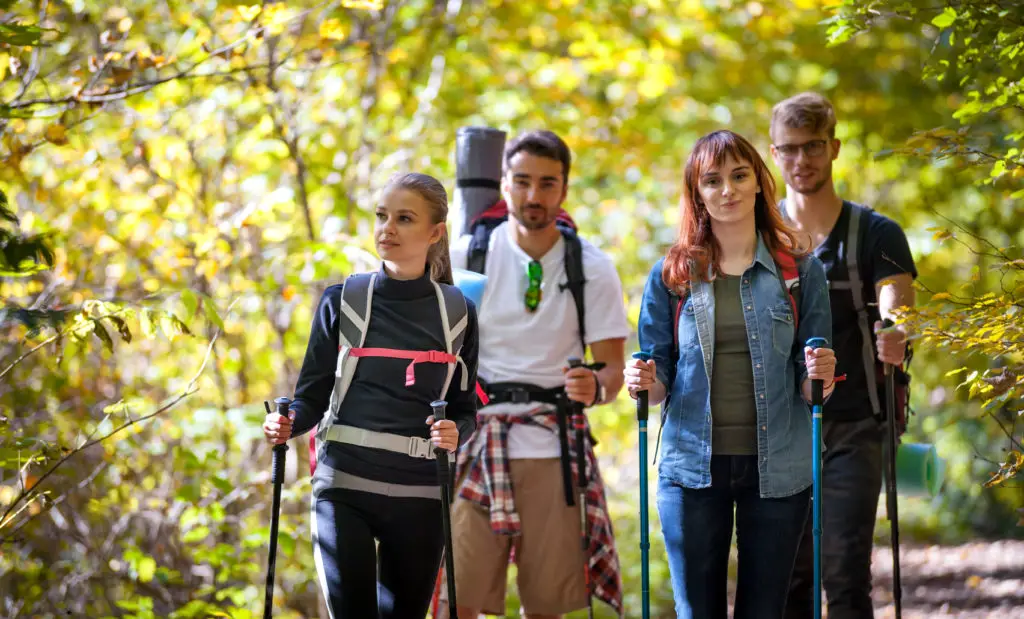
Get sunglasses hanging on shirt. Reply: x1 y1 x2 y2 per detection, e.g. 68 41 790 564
524 259 543 312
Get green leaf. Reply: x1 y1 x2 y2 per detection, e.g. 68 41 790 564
161 314 183 339
137 556 157 583
182 525 210 543
106 315 133 343
210 476 233 494
140 309 156 338
180 289 199 319
202 297 225 330
0 22 54 46
93 322 114 352
0 105 38 119
931 8 957 29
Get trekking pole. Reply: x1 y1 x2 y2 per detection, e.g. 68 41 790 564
263 397 291 619
431 400 459 619
632 351 652 619
881 319 903 618
567 357 594 619
556 387 576 508
805 338 828 619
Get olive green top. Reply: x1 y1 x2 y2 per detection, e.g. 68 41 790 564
710 275 758 455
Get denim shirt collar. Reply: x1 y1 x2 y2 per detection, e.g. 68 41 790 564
753 233 779 276
693 233 780 282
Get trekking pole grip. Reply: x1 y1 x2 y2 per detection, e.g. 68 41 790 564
632 352 652 421
271 397 291 484
805 338 828 406
881 318 897 376
430 399 448 453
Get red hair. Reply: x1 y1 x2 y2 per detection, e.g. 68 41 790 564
663 130 804 293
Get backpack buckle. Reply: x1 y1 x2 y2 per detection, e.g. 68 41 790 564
508 388 531 404
424 350 453 364
407 436 435 459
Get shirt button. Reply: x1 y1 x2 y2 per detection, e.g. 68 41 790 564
760 394 765 399
746 305 752 310
743 279 749 285
753 335 758 340
761 425 767 431
756 363 762 369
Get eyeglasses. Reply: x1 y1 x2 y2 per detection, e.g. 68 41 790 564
524 260 542 312
773 139 828 160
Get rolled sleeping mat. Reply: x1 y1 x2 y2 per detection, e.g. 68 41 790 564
452 268 487 307
892 442 946 497
452 126 506 236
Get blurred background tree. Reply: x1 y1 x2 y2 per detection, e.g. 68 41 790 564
1 0 1020 617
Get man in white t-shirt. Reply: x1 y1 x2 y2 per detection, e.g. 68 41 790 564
448 130 629 619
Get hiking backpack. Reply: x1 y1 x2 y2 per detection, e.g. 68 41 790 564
306 272 471 475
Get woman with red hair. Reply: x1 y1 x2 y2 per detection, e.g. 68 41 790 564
624 130 836 618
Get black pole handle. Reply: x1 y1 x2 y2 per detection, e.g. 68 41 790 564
805 337 828 406
271 397 291 483
632 352 652 421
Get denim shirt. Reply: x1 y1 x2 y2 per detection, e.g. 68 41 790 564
638 235 832 498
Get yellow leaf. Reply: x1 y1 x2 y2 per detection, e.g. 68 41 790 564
319 18 347 41
263 4 292 35
966 575 982 588
342 0 384 9
237 5 261 21
117 17 133 33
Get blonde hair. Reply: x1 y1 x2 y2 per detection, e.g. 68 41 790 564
384 173 453 285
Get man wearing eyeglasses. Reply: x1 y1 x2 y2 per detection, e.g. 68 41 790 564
447 130 629 619
771 93 917 619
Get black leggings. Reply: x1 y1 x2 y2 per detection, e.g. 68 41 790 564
313 487 444 618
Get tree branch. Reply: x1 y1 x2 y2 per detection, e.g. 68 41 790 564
0 330 220 543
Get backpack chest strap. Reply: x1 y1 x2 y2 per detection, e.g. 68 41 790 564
347 346 460 387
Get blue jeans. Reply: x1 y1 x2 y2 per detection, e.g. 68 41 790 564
657 455 811 619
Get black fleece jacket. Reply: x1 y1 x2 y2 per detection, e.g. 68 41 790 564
289 266 478 486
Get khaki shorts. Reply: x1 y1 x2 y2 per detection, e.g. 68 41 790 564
451 457 588 615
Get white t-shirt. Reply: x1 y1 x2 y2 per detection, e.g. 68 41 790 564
451 221 630 458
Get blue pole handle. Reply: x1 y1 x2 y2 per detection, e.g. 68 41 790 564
805 337 829 350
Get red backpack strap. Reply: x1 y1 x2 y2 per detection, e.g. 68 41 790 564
348 347 457 387
773 249 801 331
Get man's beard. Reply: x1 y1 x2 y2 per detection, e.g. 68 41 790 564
514 203 556 230
791 162 832 196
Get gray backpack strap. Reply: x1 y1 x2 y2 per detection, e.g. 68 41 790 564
318 273 376 457
433 281 469 401
841 203 881 416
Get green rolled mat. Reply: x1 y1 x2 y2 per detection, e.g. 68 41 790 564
893 443 946 497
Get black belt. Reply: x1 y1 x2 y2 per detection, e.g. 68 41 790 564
481 381 564 406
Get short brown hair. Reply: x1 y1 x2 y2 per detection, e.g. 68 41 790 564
771 92 837 141
504 130 572 183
